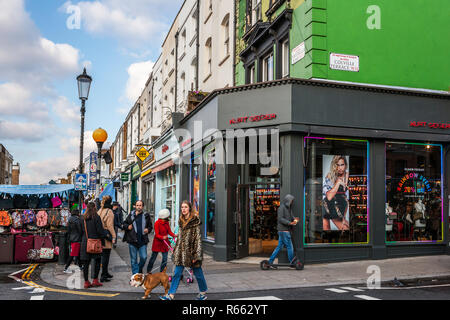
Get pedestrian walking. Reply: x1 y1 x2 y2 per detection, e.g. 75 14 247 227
63 209 82 273
146 209 177 274
267 194 299 269
122 200 153 275
112 201 124 248
79 202 108 288
160 201 208 301
98 195 116 282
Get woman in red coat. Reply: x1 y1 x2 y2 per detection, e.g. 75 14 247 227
146 209 176 273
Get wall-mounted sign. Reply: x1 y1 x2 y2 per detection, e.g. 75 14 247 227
74 174 87 191
330 53 359 72
162 144 169 154
89 152 97 191
121 173 129 182
131 163 141 180
410 121 450 129
292 42 305 65
136 147 150 162
229 113 277 125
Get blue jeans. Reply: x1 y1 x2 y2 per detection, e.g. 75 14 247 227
269 231 295 264
168 266 208 295
146 251 168 273
129 244 147 274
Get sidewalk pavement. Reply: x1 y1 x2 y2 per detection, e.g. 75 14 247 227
41 232 450 295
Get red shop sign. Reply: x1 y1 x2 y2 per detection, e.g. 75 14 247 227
230 113 277 125
162 144 169 154
410 121 450 129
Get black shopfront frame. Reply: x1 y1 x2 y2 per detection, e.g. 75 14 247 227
177 78 450 263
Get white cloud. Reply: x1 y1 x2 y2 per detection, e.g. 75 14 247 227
0 82 49 120
61 0 172 47
125 60 154 103
0 120 48 142
52 96 80 124
22 155 79 185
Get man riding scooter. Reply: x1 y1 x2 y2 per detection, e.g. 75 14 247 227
266 194 299 269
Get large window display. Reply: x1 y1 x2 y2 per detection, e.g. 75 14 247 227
190 158 200 217
205 146 216 242
160 166 177 231
304 137 369 245
386 142 443 243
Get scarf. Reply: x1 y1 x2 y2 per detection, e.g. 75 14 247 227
132 211 146 235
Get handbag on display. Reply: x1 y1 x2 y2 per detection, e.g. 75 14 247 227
11 211 23 229
36 210 48 228
54 246 60 256
0 211 11 227
51 195 62 208
38 195 52 209
60 209 70 227
40 247 54 260
13 194 28 209
0 194 14 210
84 220 102 254
21 210 36 225
27 249 41 261
28 195 40 209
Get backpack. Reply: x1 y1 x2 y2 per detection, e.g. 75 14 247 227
48 210 61 227
11 211 23 229
21 210 36 224
0 211 11 227
28 195 40 209
36 211 48 227
38 195 52 209
51 196 62 208
0 194 14 210
13 195 28 209
60 209 70 227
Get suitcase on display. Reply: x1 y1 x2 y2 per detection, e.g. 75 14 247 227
14 234 34 263
0 234 14 264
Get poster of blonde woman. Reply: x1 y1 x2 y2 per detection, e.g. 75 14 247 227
322 155 350 231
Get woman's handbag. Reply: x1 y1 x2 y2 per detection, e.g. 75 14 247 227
84 220 102 254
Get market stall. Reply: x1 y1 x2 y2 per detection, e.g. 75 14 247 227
0 185 76 264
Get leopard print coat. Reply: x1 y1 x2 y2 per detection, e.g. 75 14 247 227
172 215 203 268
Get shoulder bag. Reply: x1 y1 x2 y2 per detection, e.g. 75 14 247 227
99 209 113 242
84 219 102 254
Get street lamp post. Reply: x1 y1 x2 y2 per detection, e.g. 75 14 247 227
77 68 92 174
93 128 108 199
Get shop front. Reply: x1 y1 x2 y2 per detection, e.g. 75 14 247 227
140 148 156 221
177 78 450 263
151 130 181 232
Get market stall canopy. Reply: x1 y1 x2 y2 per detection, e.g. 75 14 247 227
0 184 75 195
99 183 116 201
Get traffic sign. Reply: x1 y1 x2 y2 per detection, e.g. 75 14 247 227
136 147 150 162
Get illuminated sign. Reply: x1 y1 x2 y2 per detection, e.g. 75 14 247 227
229 113 277 125
397 172 432 193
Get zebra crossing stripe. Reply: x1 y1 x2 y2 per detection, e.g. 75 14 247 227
30 295 44 300
354 295 381 301
340 287 364 292
325 288 348 293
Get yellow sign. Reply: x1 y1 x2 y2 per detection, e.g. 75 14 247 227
136 147 150 162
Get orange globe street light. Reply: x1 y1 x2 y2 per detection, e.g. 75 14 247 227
93 128 108 198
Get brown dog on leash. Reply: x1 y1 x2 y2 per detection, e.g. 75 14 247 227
130 267 170 299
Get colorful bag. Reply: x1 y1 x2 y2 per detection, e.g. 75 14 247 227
40 247 54 259
21 210 36 224
27 249 40 261
60 209 70 227
84 220 102 254
51 196 62 208
0 211 11 227
36 211 48 227
48 210 61 227
11 211 23 229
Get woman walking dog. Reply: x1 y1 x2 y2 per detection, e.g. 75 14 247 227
160 201 208 300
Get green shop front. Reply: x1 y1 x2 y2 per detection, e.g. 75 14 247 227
176 78 450 263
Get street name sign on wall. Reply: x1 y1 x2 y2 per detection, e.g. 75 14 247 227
292 42 305 65
330 53 360 72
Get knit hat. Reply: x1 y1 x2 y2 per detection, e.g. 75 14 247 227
158 209 170 220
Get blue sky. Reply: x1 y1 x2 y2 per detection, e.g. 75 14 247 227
0 0 183 184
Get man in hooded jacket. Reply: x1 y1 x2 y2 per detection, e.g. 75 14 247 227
267 194 298 268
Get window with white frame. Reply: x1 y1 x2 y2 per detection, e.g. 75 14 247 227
252 0 262 25
222 14 230 58
250 65 256 83
282 39 290 77
262 52 274 82
205 38 212 77
181 72 186 102
181 29 186 54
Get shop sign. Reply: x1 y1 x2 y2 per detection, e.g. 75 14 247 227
89 152 97 191
131 163 141 180
397 172 432 193
330 53 359 72
121 173 129 182
410 121 450 129
162 144 169 154
229 113 277 125
181 138 192 148
136 147 150 162
74 174 87 191
292 42 305 65
143 149 155 166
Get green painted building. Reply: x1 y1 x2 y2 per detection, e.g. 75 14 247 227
235 0 450 92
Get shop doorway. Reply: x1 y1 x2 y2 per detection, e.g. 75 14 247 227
235 183 280 258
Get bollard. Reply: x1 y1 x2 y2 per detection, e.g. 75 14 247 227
57 232 69 265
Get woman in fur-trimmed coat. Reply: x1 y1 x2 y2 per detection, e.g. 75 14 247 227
160 201 208 301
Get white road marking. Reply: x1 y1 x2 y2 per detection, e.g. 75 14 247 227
12 286 34 291
354 295 381 301
31 288 45 294
340 287 364 292
30 295 44 300
227 296 282 300
325 288 348 293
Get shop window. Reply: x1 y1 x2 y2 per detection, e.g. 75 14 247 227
205 145 216 242
262 52 274 82
386 142 443 243
161 166 177 231
190 154 201 217
281 39 290 78
304 137 369 245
